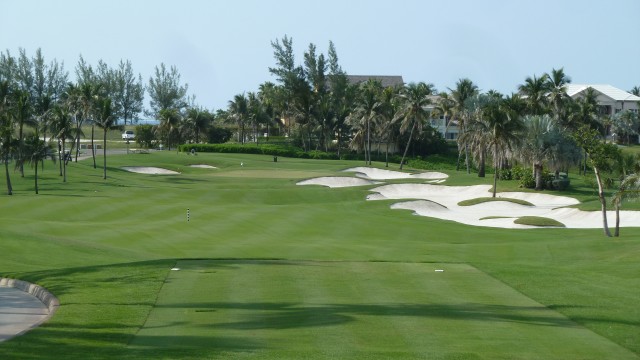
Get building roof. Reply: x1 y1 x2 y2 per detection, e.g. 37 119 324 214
346 75 404 88
565 84 640 102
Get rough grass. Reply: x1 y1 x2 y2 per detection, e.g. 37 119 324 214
0 152 639 359
514 216 566 227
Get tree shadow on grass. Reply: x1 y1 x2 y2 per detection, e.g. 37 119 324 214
163 302 584 330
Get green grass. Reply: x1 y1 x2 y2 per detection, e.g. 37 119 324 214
458 197 533 207
514 216 566 227
1 152 639 359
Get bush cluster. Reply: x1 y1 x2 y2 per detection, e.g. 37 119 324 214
500 166 570 190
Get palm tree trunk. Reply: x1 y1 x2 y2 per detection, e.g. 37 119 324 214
492 144 499 197
366 117 371 165
465 144 470 174
614 202 620 237
593 166 611 237
62 139 67 183
478 150 485 177
34 164 39 194
4 156 12 195
385 135 390 168
103 130 107 179
534 163 544 190
91 125 97 169
400 121 416 170
19 124 24 177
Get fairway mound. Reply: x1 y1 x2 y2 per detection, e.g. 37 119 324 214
297 177 381 188
122 167 180 175
189 164 217 169
344 167 448 181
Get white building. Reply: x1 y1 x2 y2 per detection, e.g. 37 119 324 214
565 84 640 115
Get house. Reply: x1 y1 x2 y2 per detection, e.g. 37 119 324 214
565 84 640 115
346 75 404 88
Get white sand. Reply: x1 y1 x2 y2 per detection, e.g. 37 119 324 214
297 177 381 188
344 167 448 180
189 164 217 169
122 167 180 175
369 183 640 229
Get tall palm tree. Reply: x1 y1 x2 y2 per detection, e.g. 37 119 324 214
458 94 491 177
12 89 35 177
450 78 479 172
546 68 571 123
20 134 55 194
0 80 15 195
612 173 640 237
94 97 120 179
50 104 73 182
431 92 455 140
348 79 383 165
468 96 524 197
228 93 248 144
518 73 550 116
394 82 435 170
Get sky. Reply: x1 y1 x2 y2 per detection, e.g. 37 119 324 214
2 0 639 114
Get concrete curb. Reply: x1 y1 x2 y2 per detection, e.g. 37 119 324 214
0 278 59 313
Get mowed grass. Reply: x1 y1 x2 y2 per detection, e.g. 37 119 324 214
132 260 634 359
0 151 639 359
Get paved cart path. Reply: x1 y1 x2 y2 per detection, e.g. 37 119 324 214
0 286 49 341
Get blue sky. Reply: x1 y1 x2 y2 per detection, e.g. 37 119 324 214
2 0 639 112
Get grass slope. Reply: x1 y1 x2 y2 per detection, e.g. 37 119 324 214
0 151 639 359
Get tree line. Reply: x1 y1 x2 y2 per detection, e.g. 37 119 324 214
2 40 640 236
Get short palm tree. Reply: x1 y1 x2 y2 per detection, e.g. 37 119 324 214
20 134 55 194
394 82 435 170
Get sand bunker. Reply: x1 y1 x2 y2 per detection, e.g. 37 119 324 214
297 177 381 188
189 164 217 169
344 167 448 181
370 183 640 229
299 167 640 229
122 167 179 175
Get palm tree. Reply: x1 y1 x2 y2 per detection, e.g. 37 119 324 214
94 97 120 179
348 79 383 165
518 115 556 190
394 82 435 170
612 173 640 237
50 104 73 182
228 93 248 144
12 90 36 177
183 107 211 143
458 94 491 177
476 96 524 197
630 86 640 97
431 92 455 140
546 68 571 123
518 73 550 115
20 134 55 194
0 80 14 195
450 78 479 172
157 108 181 152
